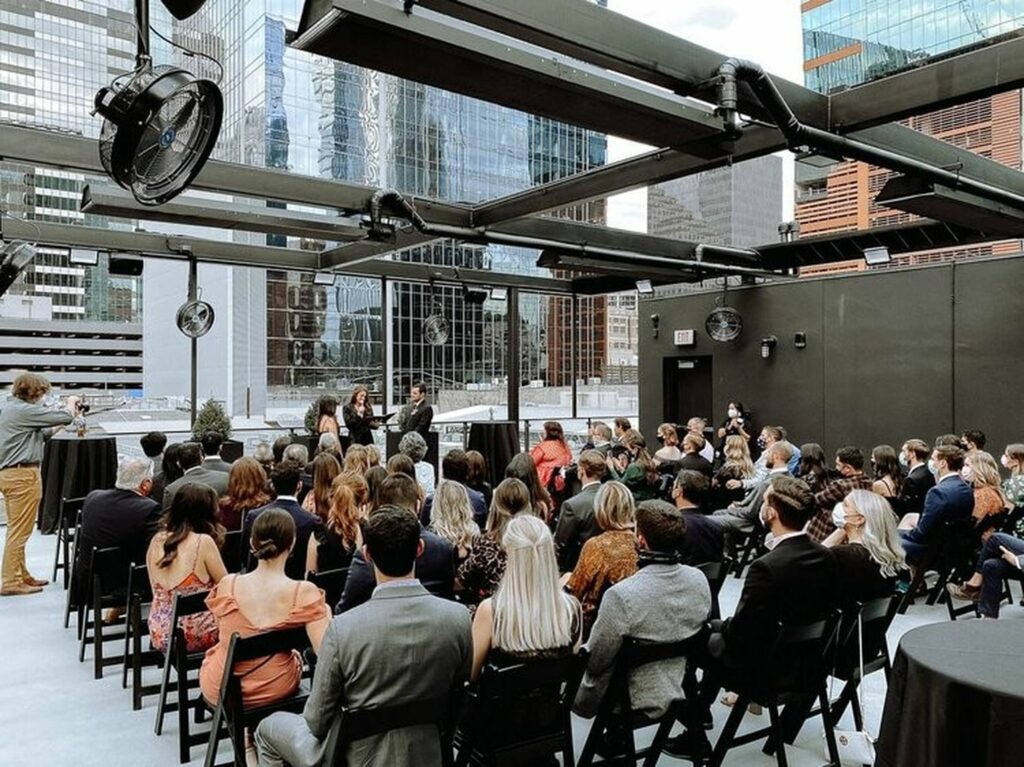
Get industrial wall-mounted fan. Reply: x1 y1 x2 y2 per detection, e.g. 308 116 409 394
423 282 449 346
176 298 215 338
94 1 222 205
705 304 743 343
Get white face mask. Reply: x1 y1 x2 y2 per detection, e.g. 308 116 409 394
758 502 769 529
728 408 739 419
831 503 847 528
961 466 974 482
928 459 938 476
1001 454 1011 469
898 452 909 467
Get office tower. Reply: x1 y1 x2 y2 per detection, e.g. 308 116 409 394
798 0 1024 272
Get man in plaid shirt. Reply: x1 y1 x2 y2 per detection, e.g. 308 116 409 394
806 446 874 541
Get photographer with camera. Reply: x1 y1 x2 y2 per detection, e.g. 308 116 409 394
0 372 80 596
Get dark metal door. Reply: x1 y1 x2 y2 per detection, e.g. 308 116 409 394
663 356 713 426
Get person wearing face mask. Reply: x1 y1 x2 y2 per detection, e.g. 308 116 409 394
893 439 934 518
999 444 1024 536
711 442 793 543
898 445 974 566
822 490 907 608
668 475 837 761
963 450 1010 537
806 446 875 542
715 401 752 454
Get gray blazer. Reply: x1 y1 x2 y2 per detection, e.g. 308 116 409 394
202 456 234 474
554 482 602 572
574 563 711 719
712 469 789 533
255 582 472 767
162 466 229 509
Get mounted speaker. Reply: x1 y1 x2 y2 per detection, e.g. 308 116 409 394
109 254 143 276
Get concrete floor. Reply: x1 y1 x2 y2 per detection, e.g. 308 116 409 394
3 529 1015 767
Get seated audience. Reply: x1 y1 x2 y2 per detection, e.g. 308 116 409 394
140 430 168 475
306 475 365 575
711 435 755 508
728 426 784 492
146 484 227 653
421 449 487 528
457 478 533 607
935 433 965 449
566 481 639 632
301 453 342 517
587 421 614 457
711 441 793 539
795 443 829 493
343 445 371 475
614 417 632 443
686 417 716 463
964 450 1009 535
200 430 233 474
574 500 711 722
271 436 292 467
530 420 574 491
893 438 934 518
608 430 658 502
554 449 608 572
217 457 270 531
399 430 435 496
899 444 974 565
505 451 553 522
429 479 480 570
338 474 455 612
677 433 714 478
254 506 472 767
283 443 312 504
653 423 683 464
253 441 274 474
1001 444 1024 536
807 446 874 542
870 445 902 498
151 442 183 506
315 432 342 462
199 509 330 707
163 442 229 510
471 514 581 679
671 470 725 565
386 453 416 481
365 445 382 468
241 461 322 580
822 489 906 606
335 470 370 516
947 531 1024 618
466 450 493 510
364 465 388 511
73 457 162 607
961 429 986 452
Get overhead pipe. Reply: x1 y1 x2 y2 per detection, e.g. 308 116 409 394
716 58 1024 212
367 189 781 279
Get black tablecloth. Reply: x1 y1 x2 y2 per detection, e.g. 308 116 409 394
467 422 521 487
38 430 118 533
876 620 1024 767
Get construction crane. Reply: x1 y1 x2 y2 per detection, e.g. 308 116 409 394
959 0 985 38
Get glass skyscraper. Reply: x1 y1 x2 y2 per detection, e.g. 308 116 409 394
798 1 1024 271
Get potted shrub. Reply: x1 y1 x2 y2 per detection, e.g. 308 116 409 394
192 399 242 461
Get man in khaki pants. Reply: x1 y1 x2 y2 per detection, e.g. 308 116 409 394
0 372 78 596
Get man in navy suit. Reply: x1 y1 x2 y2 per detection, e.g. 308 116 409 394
338 473 455 613
419 449 487 528
241 460 321 580
900 444 974 565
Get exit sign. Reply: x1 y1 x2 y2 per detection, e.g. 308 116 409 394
674 329 695 346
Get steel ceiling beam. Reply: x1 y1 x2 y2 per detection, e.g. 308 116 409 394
81 185 368 241
290 0 726 147
829 32 1024 131
876 176 1024 237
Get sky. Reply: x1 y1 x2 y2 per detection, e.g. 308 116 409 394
602 0 804 232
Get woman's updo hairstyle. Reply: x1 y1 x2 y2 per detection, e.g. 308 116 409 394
250 507 296 560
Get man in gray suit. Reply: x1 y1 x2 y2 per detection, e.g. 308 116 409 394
554 450 608 571
200 430 234 474
255 506 472 767
574 500 711 720
162 442 229 510
710 442 793 549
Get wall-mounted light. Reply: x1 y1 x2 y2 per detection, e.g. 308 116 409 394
636 279 654 296
650 313 660 339
70 248 99 266
313 271 337 286
863 246 890 266
760 335 778 359
489 286 508 301
794 332 807 350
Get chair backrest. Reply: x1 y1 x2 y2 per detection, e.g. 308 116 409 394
697 558 732 617
90 546 129 597
128 563 153 604
835 595 896 678
760 612 841 698
335 694 453 753
172 589 213 622
220 530 243 573
61 496 87 528
307 567 348 608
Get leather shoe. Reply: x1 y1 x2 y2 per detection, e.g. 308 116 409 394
23 575 49 587
1 583 43 596
663 731 712 761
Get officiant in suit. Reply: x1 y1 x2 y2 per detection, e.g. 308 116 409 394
399 381 433 438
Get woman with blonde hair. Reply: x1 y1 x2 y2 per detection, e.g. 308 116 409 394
342 445 370 475
712 434 756 507
823 489 907 606
470 514 581 679
654 423 683 464
964 450 1010 536
430 479 480 568
566 481 638 632
457 477 534 607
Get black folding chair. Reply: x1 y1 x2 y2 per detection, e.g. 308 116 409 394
154 590 214 765
708 614 842 767
579 632 708 767
696 558 732 621
307 567 349 609
339 694 457 767
52 496 86 589
731 529 765 578
124 563 160 699
78 547 130 679
64 515 84 630
456 654 585 767
203 627 313 767
899 516 979 614
220 530 243 574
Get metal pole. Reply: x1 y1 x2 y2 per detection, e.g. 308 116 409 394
135 0 150 59
506 286 520 437
381 277 391 412
570 294 578 420
188 257 198 428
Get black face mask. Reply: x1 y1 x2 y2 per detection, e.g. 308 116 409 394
636 548 680 568
656 435 665 445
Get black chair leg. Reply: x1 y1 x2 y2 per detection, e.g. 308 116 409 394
819 689 840 767
643 716 676 767
849 687 864 732
51 508 63 583
709 695 747 767
155 636 175 735
767 705 788 767
578 713 606 767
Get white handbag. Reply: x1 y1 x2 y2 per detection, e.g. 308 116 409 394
826 613 876 765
